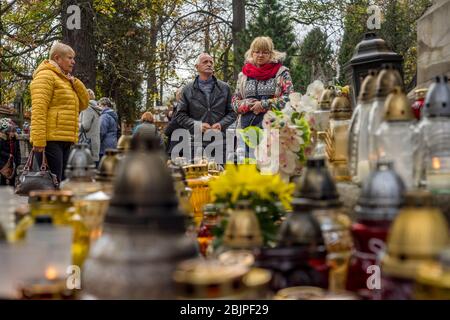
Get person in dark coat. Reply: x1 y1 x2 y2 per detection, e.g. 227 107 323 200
79 89 102 162
133 112 164 147
174 53 237 163
0 118 21 186
164 87 183 156
98 97 119 159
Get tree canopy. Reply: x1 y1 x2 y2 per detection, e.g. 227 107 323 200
0 0 433 122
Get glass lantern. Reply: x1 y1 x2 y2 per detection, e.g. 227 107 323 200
348 71 377 184
183 163 212 227
312 86 336 133
346 161 405 299
60 144 102 198
28 190 90 268
312 131 328 158
374 87 417 189
223 200 263 251
197 203 219 257
381 191 449 300
325 94 353 181
414 76 450 193
367 65 403 169
294 157 353 292
95 148 120 196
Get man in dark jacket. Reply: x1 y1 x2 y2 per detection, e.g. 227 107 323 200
98 97 119 159
174 53 236 163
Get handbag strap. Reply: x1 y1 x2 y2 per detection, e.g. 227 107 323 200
23 149 50 172
40 152 50 172
23 150 34 171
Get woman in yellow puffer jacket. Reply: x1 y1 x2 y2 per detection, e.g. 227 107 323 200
30 42 89 182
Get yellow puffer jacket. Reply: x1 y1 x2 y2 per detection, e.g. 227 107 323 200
30 60 89 147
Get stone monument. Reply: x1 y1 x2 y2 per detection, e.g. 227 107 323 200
416 0 450 88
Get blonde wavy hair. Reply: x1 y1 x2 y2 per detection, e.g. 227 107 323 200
244 36 286 64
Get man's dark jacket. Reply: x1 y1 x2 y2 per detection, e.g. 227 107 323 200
175 76 237 134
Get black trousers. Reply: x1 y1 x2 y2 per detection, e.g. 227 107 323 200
35 141 73 182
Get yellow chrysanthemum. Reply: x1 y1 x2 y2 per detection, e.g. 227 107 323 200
209 164 294 209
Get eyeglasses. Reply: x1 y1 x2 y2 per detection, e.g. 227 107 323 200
253 51 270 56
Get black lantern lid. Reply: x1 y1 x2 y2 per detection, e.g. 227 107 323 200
293 157 341 208
277 208 325 250
254 246 326 270
423 75 450 118
348 32 403 66
65 144 96 179
355 160 405 221
104 134 183 229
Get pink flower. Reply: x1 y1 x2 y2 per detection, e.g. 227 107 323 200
279 150 297 175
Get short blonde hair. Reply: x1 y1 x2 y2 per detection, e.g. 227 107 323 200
244 37 286 64
141 112 154 123
87 89 95 100
49 42 75 60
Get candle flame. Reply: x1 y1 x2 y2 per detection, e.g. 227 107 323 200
45 266 58 280
432 157 441 170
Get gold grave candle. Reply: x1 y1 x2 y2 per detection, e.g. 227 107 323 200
326 94 353 181
183 163 212 227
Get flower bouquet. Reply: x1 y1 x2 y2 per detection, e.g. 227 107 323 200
288 81 351 157
255 108 311 181
209 164 295 247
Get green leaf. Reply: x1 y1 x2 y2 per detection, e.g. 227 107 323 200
238 126 264 148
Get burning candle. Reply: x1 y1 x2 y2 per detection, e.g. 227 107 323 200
45 266 58 281
426 156 450 193
19 265 74 300
357 160 371 184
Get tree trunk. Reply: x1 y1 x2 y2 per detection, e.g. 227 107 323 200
159 34 164 106
146 18 159 109
232 0 245 81
61 0 96 89
223 46 230 82
204 26 210 53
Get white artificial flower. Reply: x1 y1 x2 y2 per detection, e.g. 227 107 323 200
299 94 318 113
306 80 325 100
289 92 302 110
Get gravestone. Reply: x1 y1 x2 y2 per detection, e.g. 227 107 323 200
416 0 450 88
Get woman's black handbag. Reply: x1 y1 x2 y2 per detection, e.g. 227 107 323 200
15 150 59 196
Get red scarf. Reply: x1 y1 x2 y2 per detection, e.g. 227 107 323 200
242 62 282 81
